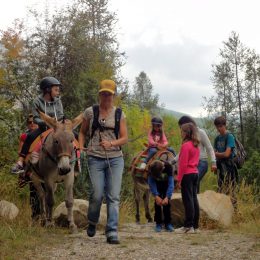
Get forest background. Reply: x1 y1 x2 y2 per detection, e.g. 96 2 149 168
0 1 259 257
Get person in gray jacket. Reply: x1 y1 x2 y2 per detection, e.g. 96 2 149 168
175 116 217 193
11 76 64 174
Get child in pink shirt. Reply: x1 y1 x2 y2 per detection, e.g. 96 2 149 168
176 122 200 234
140 117 175 169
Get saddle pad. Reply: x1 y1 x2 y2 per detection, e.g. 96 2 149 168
29 128 53 153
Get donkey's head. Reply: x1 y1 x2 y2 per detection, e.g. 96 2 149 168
39 111 83 175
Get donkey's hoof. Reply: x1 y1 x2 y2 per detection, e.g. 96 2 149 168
45 221 55 228
69 225 78 234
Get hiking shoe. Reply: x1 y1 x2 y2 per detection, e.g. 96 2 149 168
185 227 195 234
11 163 24 175
139 162 147 170
175 227 188 233
107 236 120 244
155 224 162 232
165 224 174 232
194 228 201 234
87 224 96 237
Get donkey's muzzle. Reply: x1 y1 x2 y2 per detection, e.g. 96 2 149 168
59 167 71 175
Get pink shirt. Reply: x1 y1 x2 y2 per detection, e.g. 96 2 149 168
177 141 200 182
148 131 168 147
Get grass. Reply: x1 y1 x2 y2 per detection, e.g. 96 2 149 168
1 165 260 259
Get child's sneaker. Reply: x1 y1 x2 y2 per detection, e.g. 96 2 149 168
185 227 195 234
175 226 188 233
139 162 147 170
11 162 24 175
165 224 174 232
154 224 162 232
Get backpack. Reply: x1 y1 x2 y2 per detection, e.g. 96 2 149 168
91 104 122 140
225 133 246 169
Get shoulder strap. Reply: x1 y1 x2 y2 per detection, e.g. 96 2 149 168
91 104 100 139
114 107 122 139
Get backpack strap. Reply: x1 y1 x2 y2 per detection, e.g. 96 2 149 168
91 104 100 139
114 107 122 139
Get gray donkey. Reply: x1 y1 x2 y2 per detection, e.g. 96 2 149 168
130 149 176 223
29 111 82 233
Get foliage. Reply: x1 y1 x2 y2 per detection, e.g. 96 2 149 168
130 71 159 111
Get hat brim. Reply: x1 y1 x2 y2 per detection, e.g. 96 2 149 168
99 88 115 94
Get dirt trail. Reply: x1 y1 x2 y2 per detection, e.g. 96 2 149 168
30 223 259 260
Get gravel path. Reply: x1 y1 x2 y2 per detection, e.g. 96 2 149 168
33 223 259 260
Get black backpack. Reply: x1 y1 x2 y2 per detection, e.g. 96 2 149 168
91 104 122 140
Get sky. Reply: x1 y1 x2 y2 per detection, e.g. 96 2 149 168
1 0 260 117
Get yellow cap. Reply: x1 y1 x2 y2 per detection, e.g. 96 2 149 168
99 79 116 94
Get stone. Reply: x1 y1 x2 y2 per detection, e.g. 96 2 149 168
170 190 234 227
0 200 19 220
53 199 107 228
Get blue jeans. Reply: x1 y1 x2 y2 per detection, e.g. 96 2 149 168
197 160 208 193
87 156 124 238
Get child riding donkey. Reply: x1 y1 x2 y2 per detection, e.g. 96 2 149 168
139 117 176 170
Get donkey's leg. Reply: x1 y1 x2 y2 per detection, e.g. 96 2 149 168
44 180 55 227
30 174 46 225
143 190 153 223
64 172 77 233
134 185 141 224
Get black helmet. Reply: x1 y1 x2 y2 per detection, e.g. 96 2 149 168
151 117 163 125
39 77 62 91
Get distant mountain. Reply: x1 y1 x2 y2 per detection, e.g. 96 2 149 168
159 108 206 127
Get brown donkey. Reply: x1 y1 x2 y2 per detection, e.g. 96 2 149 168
29 111 82 233
130 149 176 223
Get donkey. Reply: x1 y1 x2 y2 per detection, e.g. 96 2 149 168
130 149 176 223
29 111 83 233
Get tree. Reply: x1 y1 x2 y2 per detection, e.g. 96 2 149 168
131 71 159 111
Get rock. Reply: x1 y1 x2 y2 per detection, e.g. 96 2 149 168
53 199 107 228
0 200 19 220
170 190 234 227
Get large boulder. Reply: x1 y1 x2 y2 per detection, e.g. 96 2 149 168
0 200 19 220
171 190 234 227
53 199 107 228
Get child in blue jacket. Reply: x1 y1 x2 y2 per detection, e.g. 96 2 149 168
148 160 174 232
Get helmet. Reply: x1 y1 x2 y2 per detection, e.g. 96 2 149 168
39 77 62 91
151 117 163 125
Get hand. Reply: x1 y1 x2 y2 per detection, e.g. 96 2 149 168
162 197 169 205
211 164 217 173
176 181 181 190
155 196 163 206
100 140 113 149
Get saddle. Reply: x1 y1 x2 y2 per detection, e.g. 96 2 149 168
130 148 174 179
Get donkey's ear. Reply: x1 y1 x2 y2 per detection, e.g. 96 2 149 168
38 110 57 129
72 113 83 129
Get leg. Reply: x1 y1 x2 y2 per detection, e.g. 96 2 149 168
181 175 194 228
134 184 141 223
64 171 77 233
167 147 176 156
105 156 124 239
143 190 153 222
29 182 41 220
163 201 171 226
192 174 200 229
145 148 158 163
87 156 106 226
197 160 208 193
44 180 55 226
154 201 162 225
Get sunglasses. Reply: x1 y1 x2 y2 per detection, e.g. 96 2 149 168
27 121 34 124
100 92 113 97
